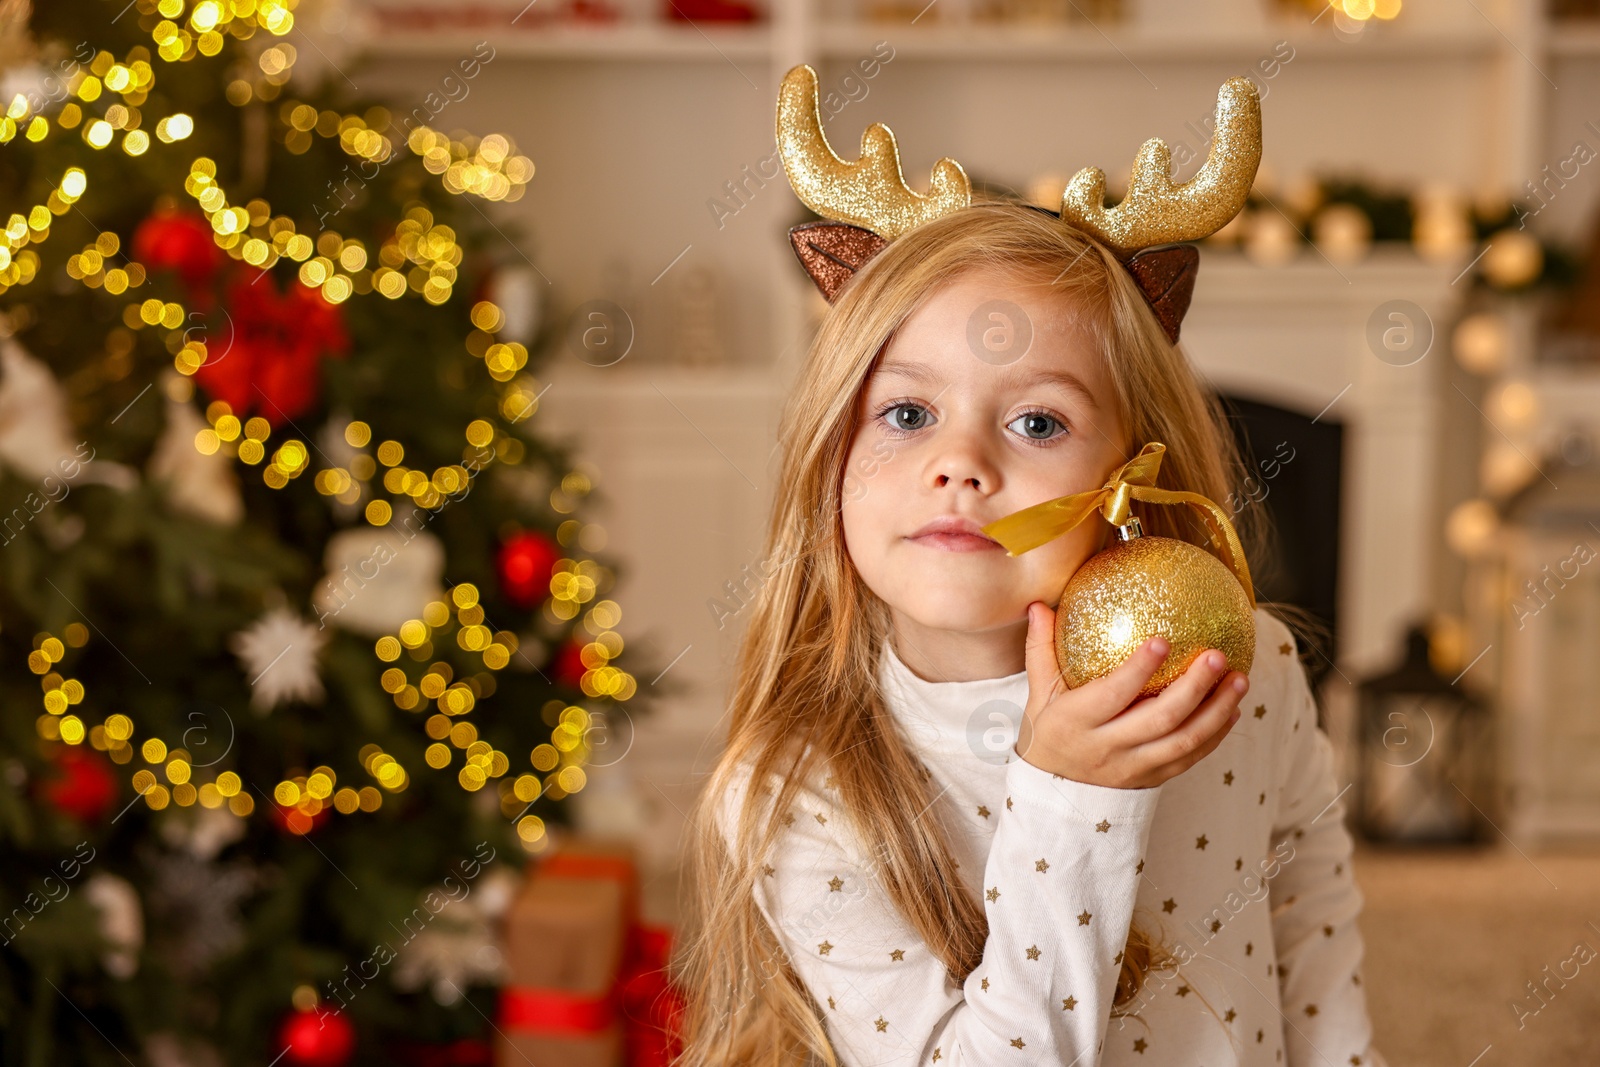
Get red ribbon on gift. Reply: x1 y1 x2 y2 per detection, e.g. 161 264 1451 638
498 849 685 1067
500 983 619 1035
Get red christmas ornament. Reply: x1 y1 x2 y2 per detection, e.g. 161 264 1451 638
553 638 588 689
268 801 333 837
497 530 561 608
132 204 224 292
192 264 350 427
38 747 117 823
277 1007 355 1067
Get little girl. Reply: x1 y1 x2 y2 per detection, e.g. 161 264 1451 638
676 68 1384 1067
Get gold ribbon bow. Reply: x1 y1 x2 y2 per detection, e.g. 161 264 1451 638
979 442 1256 608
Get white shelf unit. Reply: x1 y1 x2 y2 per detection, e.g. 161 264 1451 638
365 23 775 59
811 20 1503 58
344 0 1600 868
367 18 1513 60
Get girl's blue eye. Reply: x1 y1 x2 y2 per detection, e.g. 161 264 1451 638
1008 410 1068 445
879 402 930 433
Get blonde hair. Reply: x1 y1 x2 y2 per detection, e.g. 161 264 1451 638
674 199 1294 1065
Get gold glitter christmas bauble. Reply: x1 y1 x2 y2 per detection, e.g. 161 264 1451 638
1054 533 1255 698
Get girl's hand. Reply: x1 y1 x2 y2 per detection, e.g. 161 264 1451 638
1014 601 1248 789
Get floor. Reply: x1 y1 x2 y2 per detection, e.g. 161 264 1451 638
1353 841 1600 1066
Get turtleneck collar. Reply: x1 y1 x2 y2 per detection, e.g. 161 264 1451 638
877 637 1029 760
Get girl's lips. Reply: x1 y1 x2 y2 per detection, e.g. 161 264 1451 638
907 532 1005 552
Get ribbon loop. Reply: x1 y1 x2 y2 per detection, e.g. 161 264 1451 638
979 442 1255 607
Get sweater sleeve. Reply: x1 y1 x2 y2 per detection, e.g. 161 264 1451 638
1263 619 1387 1067
718 756 1163 1066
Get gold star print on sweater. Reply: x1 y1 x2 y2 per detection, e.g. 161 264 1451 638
713 608 1385 1066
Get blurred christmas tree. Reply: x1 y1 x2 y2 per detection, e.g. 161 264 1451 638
0 0 651 1062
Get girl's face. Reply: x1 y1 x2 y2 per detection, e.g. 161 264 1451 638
841 265 1131 680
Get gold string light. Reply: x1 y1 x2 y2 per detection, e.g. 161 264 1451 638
0 42 194 294
144 0 296 66
29 630 255 816
65 232 147 295
0 167 86 295
371 577 639 842
29 559 632 832
31 629 89 748
277 92 534 206
412 128 534 204
0 45 175 153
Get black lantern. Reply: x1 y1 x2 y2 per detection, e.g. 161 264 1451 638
1354 623 1493 843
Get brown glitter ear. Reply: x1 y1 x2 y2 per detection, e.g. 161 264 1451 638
788 220 888 304
1119 244 1200 345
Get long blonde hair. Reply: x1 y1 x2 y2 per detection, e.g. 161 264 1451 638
674 199 1289 1065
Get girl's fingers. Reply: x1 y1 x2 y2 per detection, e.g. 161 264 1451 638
1141 718 1231 785
1022 603 1067 710
1170 699 1238 773
1103 649 1236 748
1127 670 1246 770
1077 635 1172 727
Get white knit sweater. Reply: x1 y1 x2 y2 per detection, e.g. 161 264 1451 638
717 607 1386 1067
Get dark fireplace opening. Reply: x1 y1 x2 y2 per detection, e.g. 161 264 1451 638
1216 393 1344 692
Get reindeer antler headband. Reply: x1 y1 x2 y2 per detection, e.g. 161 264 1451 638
775 64 1263 344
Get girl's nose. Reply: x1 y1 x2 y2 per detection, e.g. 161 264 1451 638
926 429 1000 494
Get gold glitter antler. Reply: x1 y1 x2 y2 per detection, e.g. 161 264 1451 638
1059 77 1262 251
776 64 971 241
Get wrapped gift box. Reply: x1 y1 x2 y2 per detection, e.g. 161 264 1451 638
496 837 683 1067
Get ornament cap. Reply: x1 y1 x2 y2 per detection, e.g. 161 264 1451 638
1115 515 1144 542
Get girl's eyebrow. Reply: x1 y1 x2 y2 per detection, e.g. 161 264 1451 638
875 358 1101 412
